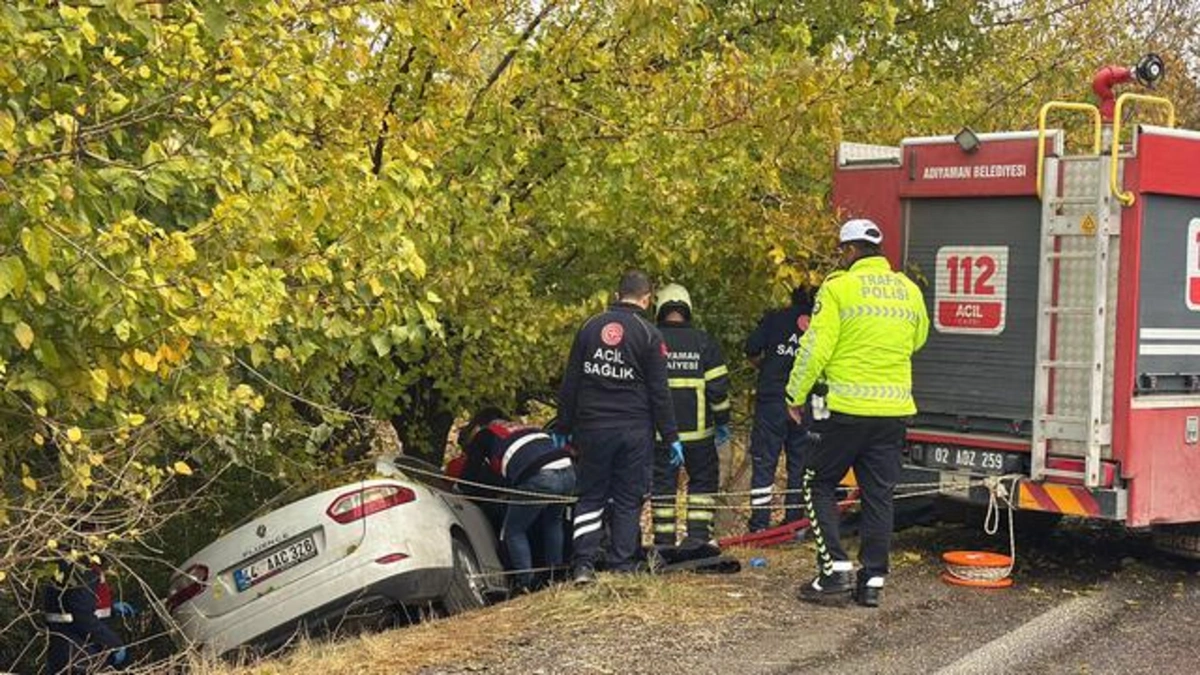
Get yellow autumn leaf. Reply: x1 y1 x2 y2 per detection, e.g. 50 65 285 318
33 432 44 446
208 117 233 137
13 322 33 350
66 427 82 443
132 349 159 372
21 475 37 492
89 453 105 466
173 461 193 476
128 413 146 427
47 539 58 550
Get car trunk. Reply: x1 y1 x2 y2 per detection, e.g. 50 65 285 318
193 485 371 619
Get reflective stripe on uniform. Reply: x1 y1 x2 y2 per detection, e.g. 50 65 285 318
750 485 772 506
652 507 676 519
573 509 604 539
44 612 74 624
668 377 709 437
500 432 550 478
686 511 714 522
826 383 912 401
704 365 728 380
838 305 924 324
678 428 715 442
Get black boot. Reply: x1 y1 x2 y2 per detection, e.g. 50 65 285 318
854 573 882 608
797 570 853 605
573 564 597 586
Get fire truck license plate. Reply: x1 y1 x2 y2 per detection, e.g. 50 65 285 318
234 535 318 591
920 446 1007 474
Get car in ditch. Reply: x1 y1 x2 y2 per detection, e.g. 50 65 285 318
165 455 508 657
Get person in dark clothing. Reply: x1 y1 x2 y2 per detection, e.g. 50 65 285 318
43 559 129 674
457 408 576 591
557 270 682 584
744 284 816 532
650 283 731 548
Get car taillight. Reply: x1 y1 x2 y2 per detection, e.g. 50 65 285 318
166 564 209 613
326 484 416 524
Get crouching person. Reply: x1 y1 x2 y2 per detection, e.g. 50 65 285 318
44 557 130 674
457 408 576 593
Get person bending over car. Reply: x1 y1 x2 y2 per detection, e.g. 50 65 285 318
457 408 576 592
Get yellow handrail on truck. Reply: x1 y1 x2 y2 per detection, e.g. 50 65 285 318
1035 101 1102 200
1110 93 1176 206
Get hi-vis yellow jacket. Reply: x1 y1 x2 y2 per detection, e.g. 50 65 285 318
785 256 929 417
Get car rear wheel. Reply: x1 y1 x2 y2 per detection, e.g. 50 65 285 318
442 536 488 615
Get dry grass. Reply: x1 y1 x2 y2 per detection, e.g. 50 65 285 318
194 569 761 675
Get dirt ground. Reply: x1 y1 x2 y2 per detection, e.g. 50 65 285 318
223 514 1200 675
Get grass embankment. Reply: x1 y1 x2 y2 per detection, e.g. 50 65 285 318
203 548 794 675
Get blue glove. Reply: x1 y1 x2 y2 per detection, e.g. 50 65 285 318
113 601 137 617
550 432 570 450
110 647 128 666
668 440 684 469
715 425 731 447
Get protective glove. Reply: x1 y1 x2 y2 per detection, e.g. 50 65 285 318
113 601 137 618
668 440 685 469
714 425 731 448
110 647 128 666
550 432 570 450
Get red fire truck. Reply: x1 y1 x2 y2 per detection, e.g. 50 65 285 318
832 56 1200 555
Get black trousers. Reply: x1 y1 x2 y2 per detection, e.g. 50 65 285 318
651 437 719 545
571 426 652 571
803 414 905 579
749 396 811 531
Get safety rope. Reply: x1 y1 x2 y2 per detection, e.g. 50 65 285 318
944 474 1022 584
396 461 968 507
464 477 1016 584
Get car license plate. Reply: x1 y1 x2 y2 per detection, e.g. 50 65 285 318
911 444 1017 474
234 534 318 592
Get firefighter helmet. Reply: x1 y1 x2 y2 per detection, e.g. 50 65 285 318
655 283 692 321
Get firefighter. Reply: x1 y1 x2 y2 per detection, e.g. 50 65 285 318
43 557 131 674
457 408 576 592
744 284 817 532
649 283 731 548
787 219 929 607
557 269 682 584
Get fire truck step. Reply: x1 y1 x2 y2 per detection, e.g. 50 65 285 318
1040 467 1088 480
1038 360 1093 369
1041 306 1093 315
1044 251 1098 260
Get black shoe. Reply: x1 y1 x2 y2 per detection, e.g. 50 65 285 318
854 574 883 608
797 571 853 605
573 565 596 586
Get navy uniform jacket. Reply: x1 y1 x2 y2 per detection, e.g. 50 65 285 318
745 303 812 399
42 561 123 649
557 302 680 444
658 321 731 442
465 421 572 486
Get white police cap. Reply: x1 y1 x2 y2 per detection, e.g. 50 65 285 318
839 218 883 245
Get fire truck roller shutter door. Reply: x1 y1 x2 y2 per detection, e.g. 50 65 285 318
906 197 1041 433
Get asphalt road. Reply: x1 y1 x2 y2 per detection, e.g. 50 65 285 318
431 516 1200 675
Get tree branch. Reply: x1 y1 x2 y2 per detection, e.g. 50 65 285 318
465 1 560 124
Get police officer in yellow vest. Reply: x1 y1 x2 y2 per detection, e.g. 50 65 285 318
786 219 929 608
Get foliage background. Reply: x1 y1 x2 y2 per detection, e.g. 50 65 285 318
1 0 1198 668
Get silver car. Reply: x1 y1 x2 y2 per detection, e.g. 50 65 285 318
166 455 507 657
